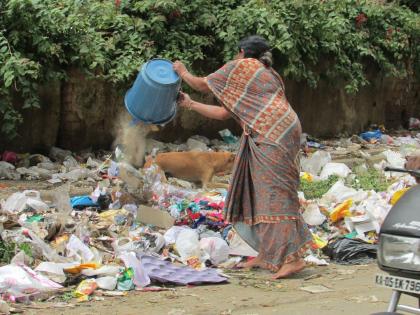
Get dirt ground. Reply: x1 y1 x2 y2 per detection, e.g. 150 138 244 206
1 181 417 315
13 264 417 315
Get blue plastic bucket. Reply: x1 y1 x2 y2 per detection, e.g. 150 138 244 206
124 59 181 125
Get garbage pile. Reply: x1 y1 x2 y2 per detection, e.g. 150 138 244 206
0 124 419 309
300 128 420 264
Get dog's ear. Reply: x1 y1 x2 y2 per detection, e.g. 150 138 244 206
228 154 236 162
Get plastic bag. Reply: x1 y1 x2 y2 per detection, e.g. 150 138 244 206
96 276 117 291
0 264 62 301
322 238 377 264
301 151 331 176
329 199 353 223
321 180 367 204
112 237 148 255
26 198 49 212
2 190 41 214
119 252 150 288
360 129 382 142
0 161 20 180
61 168 89 182
302 203 326 226
117 268 135 291
219 129 238 144
358 192 392 225
175 229 201 261
35 262 78 284
66 235 95 262
63 156 79 169
383 150 405 168
164 226 191 245
319 163 351 180
199 237 229 265
74 279 97 301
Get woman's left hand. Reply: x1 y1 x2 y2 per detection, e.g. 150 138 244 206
173 61 188 77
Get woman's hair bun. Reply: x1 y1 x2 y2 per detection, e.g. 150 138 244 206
259 51 273 67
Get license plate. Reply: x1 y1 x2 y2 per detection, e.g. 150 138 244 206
376 274 420 294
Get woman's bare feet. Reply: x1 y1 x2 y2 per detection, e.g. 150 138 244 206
271 258 306 279
236 256 263 269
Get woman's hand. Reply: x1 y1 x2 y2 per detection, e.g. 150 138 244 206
177 92 192 109
173 61 188 78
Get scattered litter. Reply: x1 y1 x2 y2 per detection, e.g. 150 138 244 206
0 129 418 308
300 285 333 294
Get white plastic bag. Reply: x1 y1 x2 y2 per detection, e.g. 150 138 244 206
96 276 117 290
302 203 326 226
2 190 41 214
35 262 78 284
175 229 200 261
0 161 20 180
199 237 229 265
383 150 405 168
66 235 95 262
164 226 191 245
26 198 49 212
119 252 150 288
0 264 62 299
319 163 351 179
112 237 137 254
321 181 368 204
301 151 331 176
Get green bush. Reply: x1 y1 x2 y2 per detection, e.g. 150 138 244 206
349 167 390 192
299 175 340 200
0 0 419 138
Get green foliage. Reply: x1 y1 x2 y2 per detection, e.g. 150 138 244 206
59 291 74 302
0 241 33 264
0 241 16 264
216 0 420 92
299 175 340 200
18 242 33 258
349 168 390 192
0 0 419 137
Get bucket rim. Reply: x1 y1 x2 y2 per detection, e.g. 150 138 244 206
143 58 181 86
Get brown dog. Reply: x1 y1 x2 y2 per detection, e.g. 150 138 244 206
405 154 420 183
144 151 235 188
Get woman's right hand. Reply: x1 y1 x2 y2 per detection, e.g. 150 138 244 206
173 61 188 78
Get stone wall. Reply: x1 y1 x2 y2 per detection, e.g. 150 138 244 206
1 67 419 153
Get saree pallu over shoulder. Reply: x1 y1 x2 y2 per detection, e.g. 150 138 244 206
205 58 299 145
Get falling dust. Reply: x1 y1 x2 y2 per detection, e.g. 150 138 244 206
112 111 158 167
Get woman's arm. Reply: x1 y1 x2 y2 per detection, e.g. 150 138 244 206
179 92 231 120
173 61 211 93
190 101 231 120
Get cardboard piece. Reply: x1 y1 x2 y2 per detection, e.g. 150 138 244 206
137 205 175 229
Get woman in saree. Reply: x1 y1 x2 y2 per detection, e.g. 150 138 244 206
173 35 312 279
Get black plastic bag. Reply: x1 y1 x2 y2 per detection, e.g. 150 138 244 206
322 238 377 264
